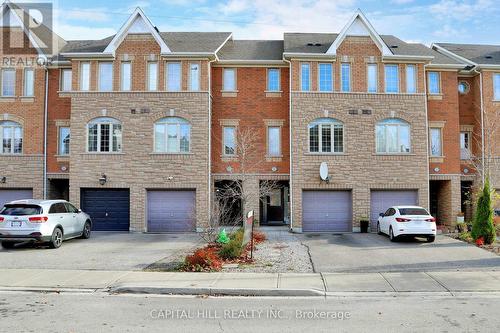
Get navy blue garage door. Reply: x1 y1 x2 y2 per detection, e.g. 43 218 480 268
81 189 130 231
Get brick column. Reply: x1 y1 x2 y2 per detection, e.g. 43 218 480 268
243 177 260 224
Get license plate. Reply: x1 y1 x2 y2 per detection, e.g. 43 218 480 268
10 221 22 227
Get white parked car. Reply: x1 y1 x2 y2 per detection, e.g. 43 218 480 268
0 200 92 249
376 206 436 242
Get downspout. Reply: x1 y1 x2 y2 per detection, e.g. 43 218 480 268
423 64 431 211
207 55 217 231
43 66 49 200
282 56 293 232
474 68 486 184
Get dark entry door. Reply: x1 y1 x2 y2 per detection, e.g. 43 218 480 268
265 188 284 223
81 189 130 231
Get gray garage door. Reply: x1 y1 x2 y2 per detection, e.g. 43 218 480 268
302 191 352 232
147 190 196 232
0 189 33 209
370 190 418 231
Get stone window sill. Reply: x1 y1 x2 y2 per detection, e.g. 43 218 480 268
430 156 445 163
81 152 125 155
427 94 443 100
305 152 345 156
374 153 415 156
265 91 282 97
221 155 238 162
0 96 16 102
55 155 70 162
265 155 283 162
149 152 193 155
221 91 238 97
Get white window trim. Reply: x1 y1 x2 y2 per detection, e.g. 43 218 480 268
266 68 281 92
80 62 91 91
120 62 132 91
98 62 114 92
165 61 182 92
153 118 191 154
460 131 471 160
376 121 411 154
23 68 34 97
0 121 23 154
384 64 400 94
60 68 72 92
147 62 158 91
340 63 351 92
222 126 236 156
188 62 201 91
406 64 417 94
318 63 334 92
300 62 311 92
267 126 282 157
493 73 500 101
427 71 441 95
429 127 443 157
308 120 344 154
367 63 378 93
86 119 122 153
1 68 16 97
222 68 237 92
57 126 70 156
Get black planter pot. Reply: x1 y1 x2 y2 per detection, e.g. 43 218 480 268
360 220 369 233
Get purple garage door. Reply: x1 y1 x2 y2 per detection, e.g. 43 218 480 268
147 190 196 232
302 191 352 232
0 189 33 209
370 190 418 231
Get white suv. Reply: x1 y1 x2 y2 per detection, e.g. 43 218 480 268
376 206 437 242
0 200 92 249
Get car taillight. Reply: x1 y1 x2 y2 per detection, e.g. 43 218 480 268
0 217 4 222
396 217 411 222
425 217 436 222
29 216 48 223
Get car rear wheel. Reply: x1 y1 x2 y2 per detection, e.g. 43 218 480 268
49 227 63 249
377 223 383 235
426 236 435 243
80 221 91 239
389 227 397 242
1 241 17 249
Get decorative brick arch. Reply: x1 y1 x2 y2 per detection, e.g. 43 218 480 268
84 110 123 124
1 114 25 126
148 110 194 124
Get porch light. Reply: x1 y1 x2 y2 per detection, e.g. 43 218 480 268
99 174 107 185
0 176 6 183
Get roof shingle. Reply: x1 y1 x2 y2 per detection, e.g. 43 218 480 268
435 43 500 65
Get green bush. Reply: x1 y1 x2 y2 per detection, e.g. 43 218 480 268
471 179 496 244
458 231 473 243
219 228 244 259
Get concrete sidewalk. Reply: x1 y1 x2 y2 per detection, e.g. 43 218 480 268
0 269 499 296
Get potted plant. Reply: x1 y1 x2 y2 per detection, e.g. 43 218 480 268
360 215 369 233
456 212 465 224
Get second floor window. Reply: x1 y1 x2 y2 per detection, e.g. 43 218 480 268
367 64 377 93
267 68 280 91
223 68 236 91
406 65 416 93
87 117 122 153
318 63 333 92
147 62 158 91
80 62 90 91
267 126 281 156
308 118 344 153
24 68 34 96
341 63 351 92
300 63 310 91
223 126 236 155
1 69 15 97
120 62 131 91
154 117 191 153
376 118 410 153
385 65 399 93
58 127 70 155
428 72 440 94
0 121 22 154
98 62 113 91
430 128 442 156
189 63 200 91
460 131 471 159
61 69 72 92
494 74 500 100
166 62 181 91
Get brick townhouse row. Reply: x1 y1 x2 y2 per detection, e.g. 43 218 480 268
0 4 498 233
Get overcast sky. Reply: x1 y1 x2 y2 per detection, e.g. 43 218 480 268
47 0 499 45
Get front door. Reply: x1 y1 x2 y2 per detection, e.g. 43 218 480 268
266 188 284 223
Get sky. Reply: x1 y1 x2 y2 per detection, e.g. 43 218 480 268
40 0 500 45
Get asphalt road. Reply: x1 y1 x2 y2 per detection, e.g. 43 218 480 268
1 291 499 332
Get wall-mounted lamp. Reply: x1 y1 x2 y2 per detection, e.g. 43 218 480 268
0 176 6 184
167 176 173 181
99 174 107 186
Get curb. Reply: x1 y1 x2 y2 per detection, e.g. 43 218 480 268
109 285 326 297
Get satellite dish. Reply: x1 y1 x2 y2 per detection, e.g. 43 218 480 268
320 162 329 181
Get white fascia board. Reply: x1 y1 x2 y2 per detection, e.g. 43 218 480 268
476 64 500 70
283 52 336 60
326 9 392 56
103 7 171 56
59 52 114 58
426 63 465 70
214 33 233 56
431 43 476 66
215 60 287 66
161 52 215 58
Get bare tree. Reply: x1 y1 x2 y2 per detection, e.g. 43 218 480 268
198 195 236 243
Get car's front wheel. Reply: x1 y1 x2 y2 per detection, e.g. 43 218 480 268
49 227 63 249
389 227 397 242
80 221 91 239
426 236 435 243
1 241 17 249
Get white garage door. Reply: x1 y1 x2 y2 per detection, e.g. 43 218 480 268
147 190 196 232
302 191 352 232
370 190 418 231
0 189 33 209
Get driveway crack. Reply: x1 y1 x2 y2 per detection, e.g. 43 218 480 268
299 238 316 273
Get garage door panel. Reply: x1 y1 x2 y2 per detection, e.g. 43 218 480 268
370 190 418 230
81 189 130 231
147 190 195 232
0 189 33 209
302 191 352 233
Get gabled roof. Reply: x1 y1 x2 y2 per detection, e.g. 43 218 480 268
433 43 500 65
218 40 284 61
326 9 392 56
284 33 337 54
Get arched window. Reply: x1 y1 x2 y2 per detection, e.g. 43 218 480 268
308 118 343 153
376 118 410 153
154 117 191 153
0 121 22 154
87 117 122 153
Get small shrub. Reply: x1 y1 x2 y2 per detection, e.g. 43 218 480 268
252 230 267 244
457 222 468 233
219 228 244 259
496 223 500 237
183 247 222 272
471 180 496 244
458 231 473 243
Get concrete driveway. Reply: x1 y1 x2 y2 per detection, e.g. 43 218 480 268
0 232 202 271
301 233 500 273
